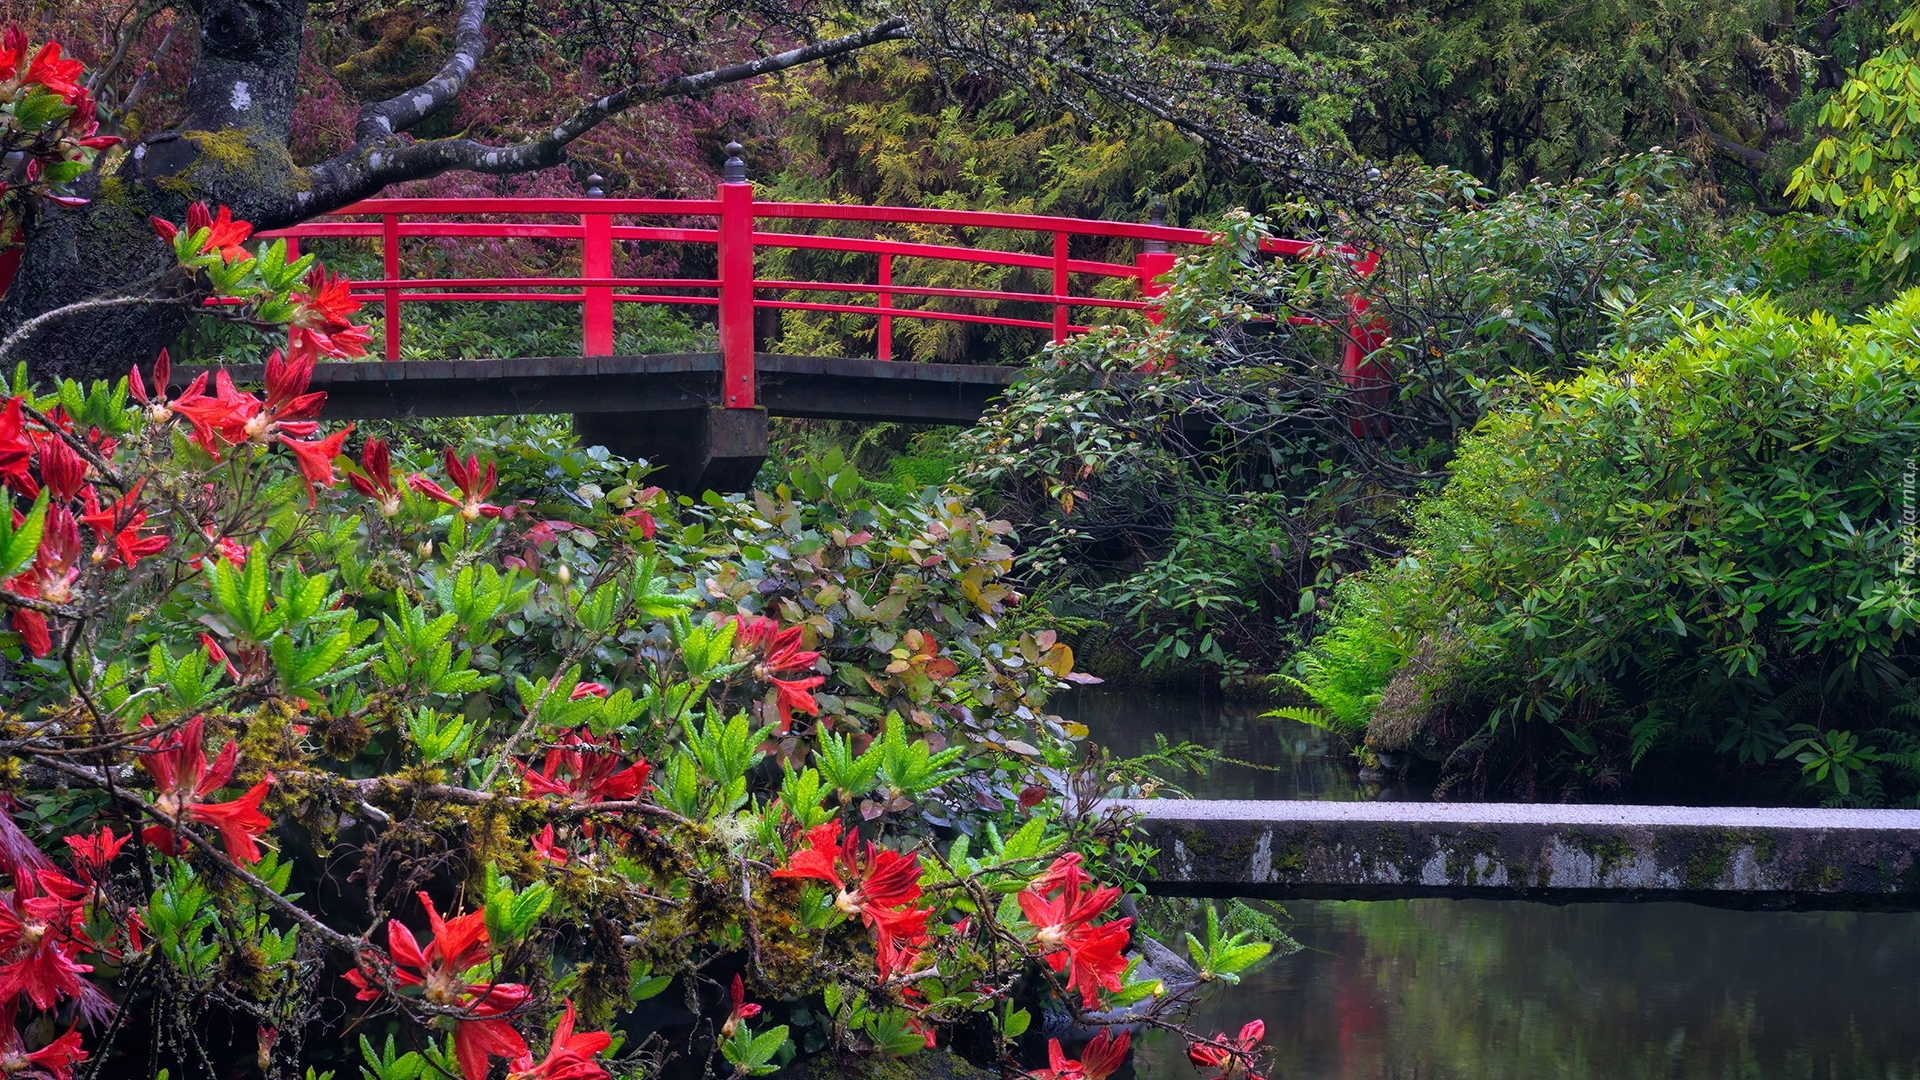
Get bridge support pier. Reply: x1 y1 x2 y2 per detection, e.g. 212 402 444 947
574 407 768 494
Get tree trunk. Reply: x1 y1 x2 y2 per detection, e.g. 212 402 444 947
0 0 311 386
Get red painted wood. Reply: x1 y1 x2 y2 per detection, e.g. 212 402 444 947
330 197 723 216
753 279 1145 310
717 181 756 408
345 293 721 305
1135 251 1178 327
751 231 1137 278
251 195 1382 424
877 254 893 361
1052 232 1070 343
382 215 401 361
349 277 720 290
754 201 1217 244
757 298 1087 334
582 212 614 356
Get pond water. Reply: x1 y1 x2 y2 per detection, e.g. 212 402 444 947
1052 687 1920 1080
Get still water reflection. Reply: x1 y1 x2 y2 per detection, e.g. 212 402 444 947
1054 688 1920 1080
1055 686 1409 800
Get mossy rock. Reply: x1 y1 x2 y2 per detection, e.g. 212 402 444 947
1366 629 1471 756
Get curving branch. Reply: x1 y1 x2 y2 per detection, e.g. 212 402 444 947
354 0 491 142
297 18 910 218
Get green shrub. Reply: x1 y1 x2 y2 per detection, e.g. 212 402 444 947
1302 292 1920 803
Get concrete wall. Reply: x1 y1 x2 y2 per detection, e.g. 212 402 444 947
1119 800 1920 910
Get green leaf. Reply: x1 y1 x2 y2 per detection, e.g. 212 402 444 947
0 488 49 580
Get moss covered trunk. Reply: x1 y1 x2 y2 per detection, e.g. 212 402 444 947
0 0 310 385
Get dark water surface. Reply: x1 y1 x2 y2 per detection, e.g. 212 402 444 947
1055 686 1390 800
1053 687 1920 1080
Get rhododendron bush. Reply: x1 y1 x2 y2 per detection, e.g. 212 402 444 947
0 203 1284 1079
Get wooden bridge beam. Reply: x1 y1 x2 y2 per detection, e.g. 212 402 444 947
172 353 1016 493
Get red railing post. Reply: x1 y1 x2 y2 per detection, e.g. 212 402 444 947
381 214 401 361
1135 197 1177 326
1341 250 1390 438
283 236 304 354
717 143 756 407
1051 231 1070 344
877 253 893 361
582 176 614 357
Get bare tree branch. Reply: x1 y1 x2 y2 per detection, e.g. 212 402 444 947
354 0 491 142
299 17 909 215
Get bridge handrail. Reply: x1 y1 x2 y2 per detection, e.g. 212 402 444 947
252 166 1377 415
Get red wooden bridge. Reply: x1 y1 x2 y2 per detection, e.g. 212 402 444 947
195 148 1380 490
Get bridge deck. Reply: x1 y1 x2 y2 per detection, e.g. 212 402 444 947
1123 799 1920 910
178 353 1017 425
175 353 1019 490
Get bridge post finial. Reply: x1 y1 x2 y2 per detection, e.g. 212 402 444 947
722 142 748 184
1143 196 1169 255
584 173 606 198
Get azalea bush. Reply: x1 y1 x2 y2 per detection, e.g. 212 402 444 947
0 28 119 220
0 193 1283 1080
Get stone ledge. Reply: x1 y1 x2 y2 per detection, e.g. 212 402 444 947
1115 799 1920 910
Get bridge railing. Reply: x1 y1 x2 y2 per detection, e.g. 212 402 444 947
256 146 1374 412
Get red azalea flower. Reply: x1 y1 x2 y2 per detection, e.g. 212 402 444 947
7 504 83 656
63 93 118 152
873 932 930 984
761 626 820 677
1016 854 1132 1010
451 983 534 1080
506 1001 612 1080
34 437 84 501
250 346 326 441
129 350 173 413
772 820 930 950
1185 1020 1268 1080
184 202 253 263
0 398 33 494
278 427 352 504
1029 1029 1130 1080
518 731 649 804
720 973 762 1038
4 503 81 657
167 371 260 458
769 675 825 734
150 203 252 263
568 682 608 700
408 450 503 520
727 614 780 651
0 26 27 82
0 1010 87 1080
343 893 530 1080
347 438 402 515
60 828 127 884
137 716 274 864
727 617 825 733
530 824 568 865
0 870 95 1011
288 269 370 358
79 481 169 568
22 41 83 103
290 322 372 361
